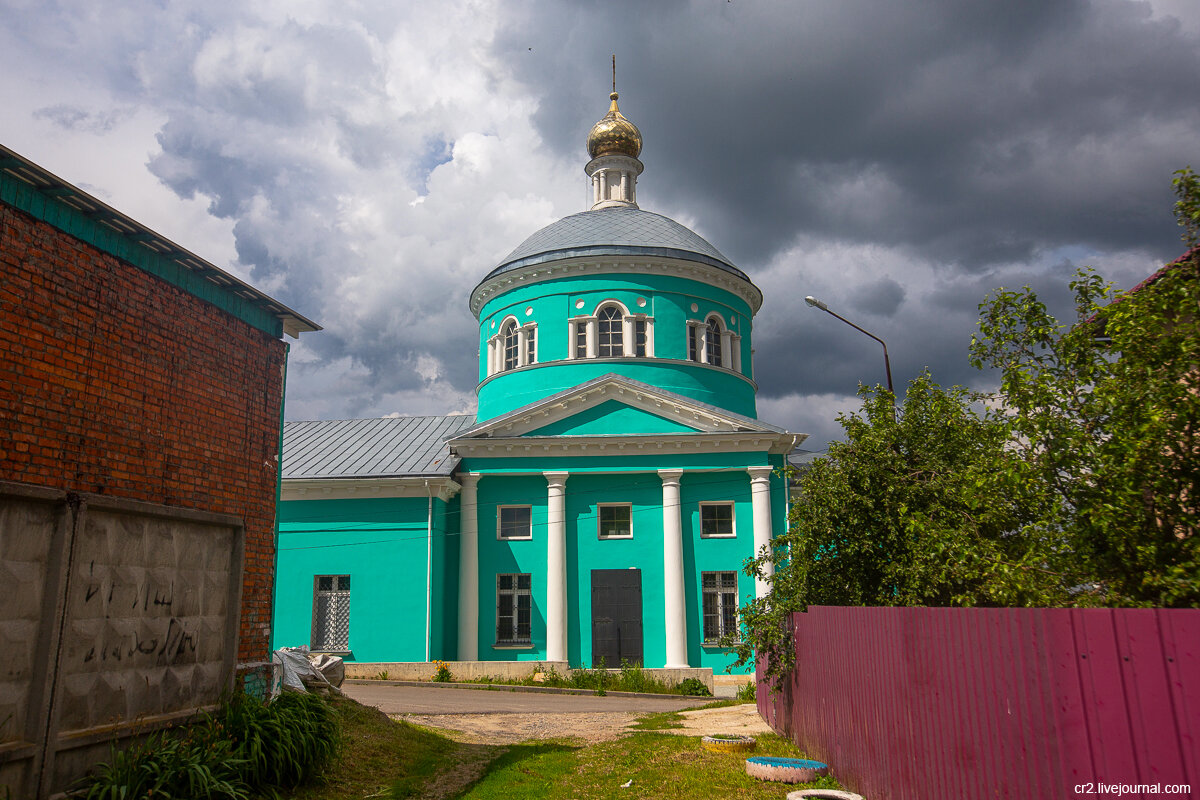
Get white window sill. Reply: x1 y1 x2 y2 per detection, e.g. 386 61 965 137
701 641 739 649
493 642 535 650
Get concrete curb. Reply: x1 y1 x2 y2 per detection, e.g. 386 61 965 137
343 678 716 702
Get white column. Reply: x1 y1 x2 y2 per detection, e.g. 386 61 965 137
659 469 688 668
720 330 733 368
457 473 480 660
645 318 655 357
748 467 774 598
698 325 709 364
592 174 600 205
620 171 629 202
599 171 608 201
544 472 569 662
585 318 598 358
622 315 635 357
730 334 742 372
516 327 529 367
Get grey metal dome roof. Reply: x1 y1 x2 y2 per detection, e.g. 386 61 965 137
481 207 749 283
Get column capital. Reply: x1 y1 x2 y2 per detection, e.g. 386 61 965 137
657 468 684 484
459 471 481 487
747 466 774 482
543 470 569 487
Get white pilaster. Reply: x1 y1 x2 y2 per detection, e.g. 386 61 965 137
659 469 688 668
516 327 529 367
457 473 480 660
544 471 569 662
748 466 774 598
720 330 733 368
698 325 710 364
622 316 635 357
644 318 655 357
585 318 598 358
731 334 742 372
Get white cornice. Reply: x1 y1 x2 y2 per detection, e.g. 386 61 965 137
282 476 461 502
470 255 763 316
451 431 804 459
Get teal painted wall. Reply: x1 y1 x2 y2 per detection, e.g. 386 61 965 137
273 496 444 663
524 400 700 437
463 466 772 673
475 270 757 421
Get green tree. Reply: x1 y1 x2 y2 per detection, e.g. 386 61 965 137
730 372 1073 684
970 255 1199 608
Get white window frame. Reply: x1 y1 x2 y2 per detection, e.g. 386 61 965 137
497 504 533 540
699 501 736 538
597 304 624 357
487 318 537 375
569 301 652 360
311 574 351 652
495 572 533 646
701 570 739 643
597 502 633 540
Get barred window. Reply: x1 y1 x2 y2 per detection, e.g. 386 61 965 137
526 326 537 364
688 322 699 362
312 575 350 651
496 573 532 645
575 321 587 358
702 571 738 642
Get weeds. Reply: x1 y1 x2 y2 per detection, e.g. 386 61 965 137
72 692 339 799
736 680 756 702
432 660 453 683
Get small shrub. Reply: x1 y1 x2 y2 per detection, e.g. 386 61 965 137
678 678 712 697
74 723 248 799
432 660 453 683
376 670 389 681
736 680 756 701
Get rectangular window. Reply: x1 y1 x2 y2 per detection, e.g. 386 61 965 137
575 320 587 358
702 571 739 642
526 326 537 364
496 573 532 645
700 502 735 538
688 323 698 362
312 575 351 651
597 503 633 539
635 319 647 357
498 505 533 540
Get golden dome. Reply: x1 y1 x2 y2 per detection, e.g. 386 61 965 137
586 92 642 160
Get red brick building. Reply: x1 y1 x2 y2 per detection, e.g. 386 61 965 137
0 144 318 797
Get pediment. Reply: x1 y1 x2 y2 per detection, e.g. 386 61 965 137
449 374 788 441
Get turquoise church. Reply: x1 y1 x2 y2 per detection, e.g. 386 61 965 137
272 90 807 674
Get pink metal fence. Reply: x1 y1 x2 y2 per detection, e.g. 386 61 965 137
757 606 1199 799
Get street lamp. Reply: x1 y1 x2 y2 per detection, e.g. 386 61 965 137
804 295 894 394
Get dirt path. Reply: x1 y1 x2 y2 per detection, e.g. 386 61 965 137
395 701 774 798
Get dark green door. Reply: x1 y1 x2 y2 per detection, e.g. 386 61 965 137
591 569 643 668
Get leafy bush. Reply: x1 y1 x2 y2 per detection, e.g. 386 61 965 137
736 680 756 702
432 660 453 683
678 678 712 697
74 723 248 800
73 692 339 799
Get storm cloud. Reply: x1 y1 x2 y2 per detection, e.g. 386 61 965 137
2 0 1196 448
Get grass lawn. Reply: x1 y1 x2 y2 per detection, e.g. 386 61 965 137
290 695 840 799
457 731 842 799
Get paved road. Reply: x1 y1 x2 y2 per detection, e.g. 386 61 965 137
342 682 714 715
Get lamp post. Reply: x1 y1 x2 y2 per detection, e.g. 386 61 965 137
804 295 894 394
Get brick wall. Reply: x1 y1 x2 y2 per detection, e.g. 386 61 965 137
0 203 286 664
